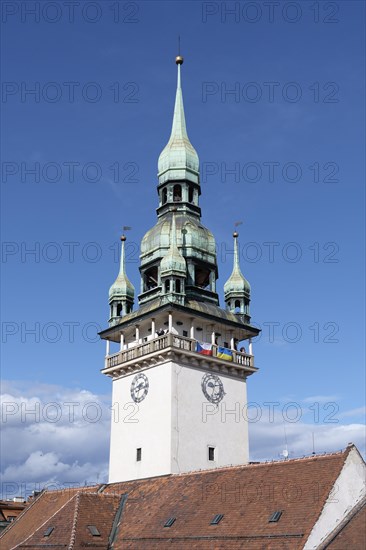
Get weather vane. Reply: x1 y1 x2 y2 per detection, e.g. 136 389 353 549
176 36 183 65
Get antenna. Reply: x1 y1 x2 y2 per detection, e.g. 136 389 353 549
178 35 181 56
280 424 289 460
312 432 316 455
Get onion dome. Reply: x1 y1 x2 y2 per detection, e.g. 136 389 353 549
158 57 199 185
224 232 250 298
109 235 135 300
160 212 187 276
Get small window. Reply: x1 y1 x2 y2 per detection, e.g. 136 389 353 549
44 527 54 537
87 525 101 536
162 188 167 204
183 330 188 337
136 448 142 462
8 516 16 522
210 514 223 525
208 447 215 461
145 266 158 291
164 517 176 527
173 184 182 202
175 279 181 293
165 280 170 293
188 185 194 203
269 511 282 523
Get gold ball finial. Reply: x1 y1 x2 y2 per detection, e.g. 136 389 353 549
175 55 184 65
233 231 239 238
120 234 127 242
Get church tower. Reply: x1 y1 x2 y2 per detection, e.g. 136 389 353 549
100 56 259 483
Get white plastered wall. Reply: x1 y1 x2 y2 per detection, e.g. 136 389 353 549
303 446 366 549
108 360 249 482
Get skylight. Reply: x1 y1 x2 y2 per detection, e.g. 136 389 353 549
43 527 54 537
268 511 282 523
87 525 101 536
164 517 176 527
210 514 224 525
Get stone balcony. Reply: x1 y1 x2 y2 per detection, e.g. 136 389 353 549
102 333 257 379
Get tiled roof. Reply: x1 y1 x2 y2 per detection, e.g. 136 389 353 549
0 446 361 550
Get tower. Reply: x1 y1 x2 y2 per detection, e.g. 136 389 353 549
224 231 251 323
100 56 259 483
108 235 135 326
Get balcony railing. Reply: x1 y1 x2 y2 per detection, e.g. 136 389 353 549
104 333 254 371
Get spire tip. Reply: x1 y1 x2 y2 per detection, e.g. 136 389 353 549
175 55 184 65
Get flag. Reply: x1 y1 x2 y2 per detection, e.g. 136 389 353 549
217 346 233 361
196 342 212 356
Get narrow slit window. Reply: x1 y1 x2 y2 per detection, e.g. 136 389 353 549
208 447 215 461
136 448 142 462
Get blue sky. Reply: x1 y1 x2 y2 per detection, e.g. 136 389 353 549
1 1 365 494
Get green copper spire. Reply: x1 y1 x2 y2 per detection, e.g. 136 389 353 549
158 57 199 185
109 235 135 301
224 232 251 317
160 211 186 276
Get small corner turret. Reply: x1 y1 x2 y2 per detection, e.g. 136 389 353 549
224 231 251 323
108 235 135 326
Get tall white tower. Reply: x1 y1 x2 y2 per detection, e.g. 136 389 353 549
100 56 259 483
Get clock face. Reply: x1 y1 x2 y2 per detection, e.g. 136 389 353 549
130 373 149 403
201 373 225 404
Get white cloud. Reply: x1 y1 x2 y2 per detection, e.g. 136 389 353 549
1 381 365 500
249 418 366 461
302 395 339 404
0 381 111 497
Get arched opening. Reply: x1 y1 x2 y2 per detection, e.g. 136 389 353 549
173 184 182 202
234 299 241 313
165 280 170 293
117 304 122 316
188 185 194 203
144 266 158 291
162 188 167 204
175 279 181 293
195 266 210 289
